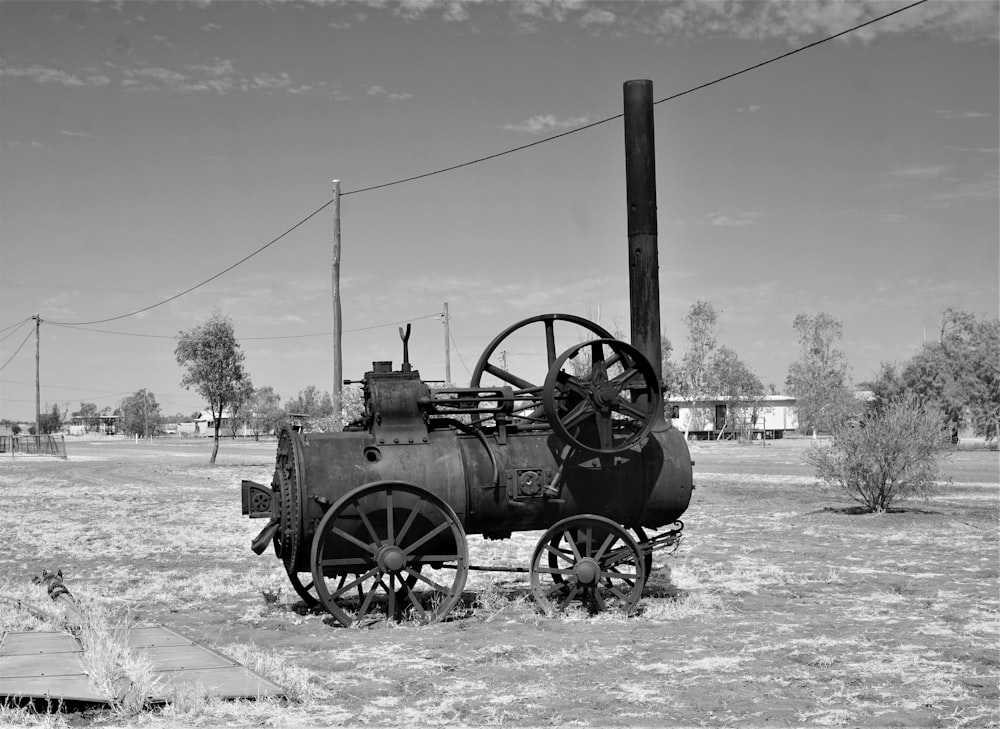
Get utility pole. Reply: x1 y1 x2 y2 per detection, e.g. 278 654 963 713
442 301 451 385
33 314 40 436
331 180 343 431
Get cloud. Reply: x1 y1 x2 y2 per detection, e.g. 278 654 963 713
934 110 991 120
706 210 761 227
334 0 997 44
501 113 593 134
737 105 761 113
0 63 88 87
60 130 96 138
5 140 45 149
580 7 617 29
886 164 952 180
367 85 414 101
200 22 222 32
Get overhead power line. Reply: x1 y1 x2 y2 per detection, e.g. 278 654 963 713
0 327 33 372
20 0 927 330
46 199 336 327
0 317 33 337
45 312 443 340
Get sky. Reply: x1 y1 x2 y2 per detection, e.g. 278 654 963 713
1 0 997 423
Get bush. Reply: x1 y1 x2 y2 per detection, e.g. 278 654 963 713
806 395 950 513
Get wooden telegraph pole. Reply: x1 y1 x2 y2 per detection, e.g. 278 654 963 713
34 313 40 435
331 180 343 431
442 301 451 385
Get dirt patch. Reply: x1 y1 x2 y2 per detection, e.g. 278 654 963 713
1 438 997 728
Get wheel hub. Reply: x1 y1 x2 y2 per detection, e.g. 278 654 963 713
376 545 407 573
573 557 600 585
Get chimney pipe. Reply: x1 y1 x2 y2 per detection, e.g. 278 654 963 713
623 79 662 382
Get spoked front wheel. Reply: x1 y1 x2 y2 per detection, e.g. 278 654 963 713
310 481 469 627
531 515 646 615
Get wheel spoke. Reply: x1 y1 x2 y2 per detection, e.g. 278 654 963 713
544 319 557 366
609 365 639 389
400 573 428 620
543 582 568 598
535 566 576 576
593 588 607 612
559 585 580 609
395 497 425 545
606 585 629 601
553 369 590 400
356 575 381 618
410 570 453 595
330 526 378 555
595 414 614 449
484 362 536 391
356 503 382 547
594 532 617 561
543 542 573 564
319 557 371 569
599 569 638 582
565 531 583 561
613 397 650 422
561 399 596 430
331 565 380 599
387 573 396 618
402 521 450 555
385 489 395 543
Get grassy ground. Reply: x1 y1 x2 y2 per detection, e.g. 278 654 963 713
0 436 996 728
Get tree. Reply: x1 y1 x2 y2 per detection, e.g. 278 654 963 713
661 334 681 398
709 345 766 439
678 300 719 437
284 385 340 431
786 313 855 437
73 402 99 431
247 386 283 441
118 389 161 438
901 309 1000 442
37 403 64 435
175 312 253 464
806 395 950 513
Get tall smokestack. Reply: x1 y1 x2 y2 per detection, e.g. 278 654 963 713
623 79 662 382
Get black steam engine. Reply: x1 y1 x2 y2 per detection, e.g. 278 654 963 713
241 81 694 626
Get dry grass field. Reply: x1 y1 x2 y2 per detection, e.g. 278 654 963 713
0 436 997 728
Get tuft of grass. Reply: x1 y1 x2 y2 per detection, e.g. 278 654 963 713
74 597 160 717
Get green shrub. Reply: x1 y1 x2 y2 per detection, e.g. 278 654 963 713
806 395 950 513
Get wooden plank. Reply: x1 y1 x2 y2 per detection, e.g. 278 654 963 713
0 632 80 656
0 628 284 704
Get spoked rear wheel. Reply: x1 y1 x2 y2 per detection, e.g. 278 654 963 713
531 515 646 615
310 481 469 627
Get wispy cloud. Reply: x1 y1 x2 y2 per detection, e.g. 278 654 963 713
502 113 594 134
934 109 990 120
706 210 762 227
885 164 952 180
60 130 96 138
367 85 414 101
737 105 761 114
0 62 109 87
321 0 997 44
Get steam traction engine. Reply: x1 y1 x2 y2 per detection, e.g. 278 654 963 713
240 80 694 626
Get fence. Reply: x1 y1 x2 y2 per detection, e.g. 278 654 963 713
0 435 67 458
